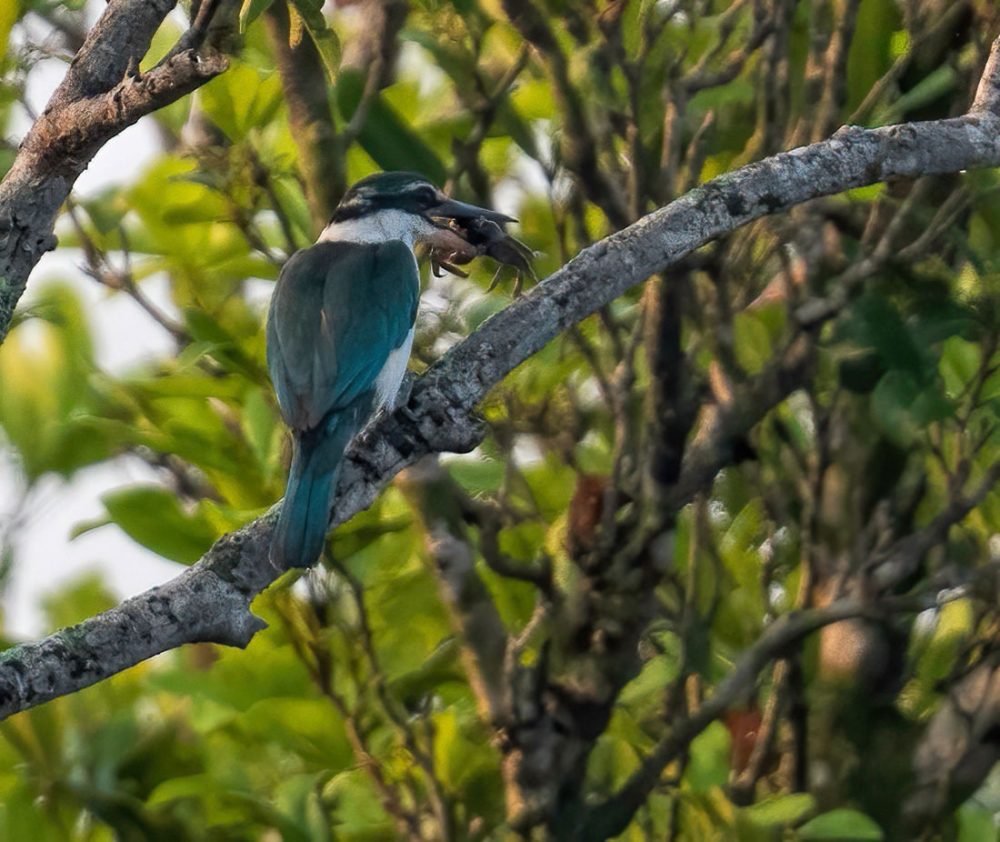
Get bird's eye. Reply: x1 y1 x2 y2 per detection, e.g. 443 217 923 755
414 186 438 205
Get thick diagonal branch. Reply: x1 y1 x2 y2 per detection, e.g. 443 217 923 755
2 35 1000 719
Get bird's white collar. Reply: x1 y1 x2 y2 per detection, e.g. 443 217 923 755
317 208 439 249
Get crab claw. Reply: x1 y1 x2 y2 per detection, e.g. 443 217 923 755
425 209 537 293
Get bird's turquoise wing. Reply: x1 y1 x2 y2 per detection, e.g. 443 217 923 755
267 240 419 431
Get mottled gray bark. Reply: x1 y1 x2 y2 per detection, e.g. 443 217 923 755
1 38 1000 722
903 653 1000 832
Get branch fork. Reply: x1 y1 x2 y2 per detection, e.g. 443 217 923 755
1 12 1000 783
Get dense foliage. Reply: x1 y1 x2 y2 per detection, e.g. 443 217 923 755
1 0 999 839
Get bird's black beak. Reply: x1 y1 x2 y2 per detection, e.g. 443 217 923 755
426 197 517 225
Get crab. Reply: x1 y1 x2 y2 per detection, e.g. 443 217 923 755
427 215 537 297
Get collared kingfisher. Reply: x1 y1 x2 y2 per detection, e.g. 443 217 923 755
267 171 512 568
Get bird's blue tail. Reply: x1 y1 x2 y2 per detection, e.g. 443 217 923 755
271 416 357 569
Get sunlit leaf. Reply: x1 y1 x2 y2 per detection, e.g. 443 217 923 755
288 0 341 80
102 485 219 564
742 793 815 828
798 809 884 841
239 0 276 32
685 722 731 794
199 61 284 141
335 69 447 184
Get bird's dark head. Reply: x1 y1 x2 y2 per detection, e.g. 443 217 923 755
331 171 514 227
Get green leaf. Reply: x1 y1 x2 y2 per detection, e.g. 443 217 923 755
797 809 884 841
0 1 17 63
400 28 476 95
720 499 766 588
743 793 816 828
839 351 883 394
242 386 280 471
125 156 230 235
844 0 900 117
239 0 276 32
618 652 680 711
957 804 997 842
388 639 464 707
910 384 954 426
102 485 219 564
288 0 341 80
733 311 774 374
841 294 930 380
335 69 447 184
41 573 117 631
325 770 395 837
270 176 314 246
240 698 352 768
0 284 111 480
877 65 958 123
940 336 982 397
272 772 334 842
79 189 129 235
199 61 284 141
432 707 498 795
328 509 412 562
871 370 921 445
587 733 641 793
147 773 222 806
622 0 656 57
908 599 973 715
447 455 505 495
685 722 731 793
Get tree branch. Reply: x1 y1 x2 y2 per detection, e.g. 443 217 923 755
3 36 1000 719
263 2 344 230
903 650 1000 831
0 0 230 343
579 599 880 841
870 460 1000 590
397 457 510 723
501 0 631 227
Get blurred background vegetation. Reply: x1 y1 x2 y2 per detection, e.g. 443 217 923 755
1 0 1000 839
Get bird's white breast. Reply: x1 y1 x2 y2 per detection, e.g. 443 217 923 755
316 209 424 410
374 327 415 409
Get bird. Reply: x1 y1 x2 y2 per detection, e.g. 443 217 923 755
266 171 513 568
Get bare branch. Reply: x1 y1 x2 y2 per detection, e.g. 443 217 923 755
581 600 886 841
501 0 631 227
3 36 1000 719
661 334 815 510
263 2 344 228
0 0 230 343
334 567 454 841
66 198 190 343
870 460 1000 590
848 1 971 125
0 522 272 718
903 651 1000 830
398 458 510 723
973 35 1000 116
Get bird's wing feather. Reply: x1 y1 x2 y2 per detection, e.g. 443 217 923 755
267 240 419 431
